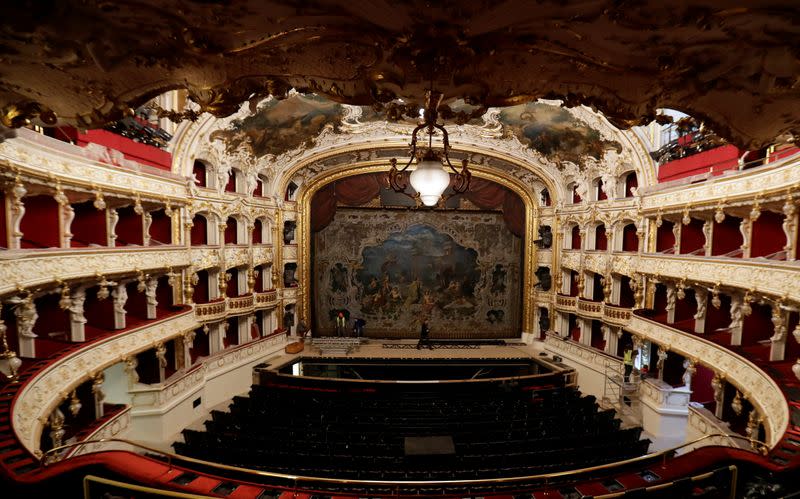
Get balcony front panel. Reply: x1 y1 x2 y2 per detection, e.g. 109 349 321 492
13 309 197 454
0 247 190 296
627 314 788 447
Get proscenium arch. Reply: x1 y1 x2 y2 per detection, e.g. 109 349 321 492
295 161 540 335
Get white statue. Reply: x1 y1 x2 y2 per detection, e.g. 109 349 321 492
13 295 38 338
681 359 696 389
145 277 158 308
68 288 87 325
693 289 708 320
112 285 128 315
729 295 744 330
666 285 676 313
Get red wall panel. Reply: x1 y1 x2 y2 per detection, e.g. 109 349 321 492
20 195 60 248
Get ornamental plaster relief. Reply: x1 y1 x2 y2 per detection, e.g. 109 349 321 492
636 254 800 303
640 157 800 213
13 310 197 454
627 314 788 447
544 334 623 374
68 407 132 458
0 129 187 201
0 247 191 297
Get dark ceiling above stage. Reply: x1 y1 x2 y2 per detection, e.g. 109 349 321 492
1 1 799 148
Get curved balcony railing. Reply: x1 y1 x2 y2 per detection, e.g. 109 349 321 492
603 303 633 326
194 299 227 322
228 294 255 314
0 246 191 296
555 295 577 310
12 308 196 454
626 312 789 448
576 297 603 317
255 290 278 307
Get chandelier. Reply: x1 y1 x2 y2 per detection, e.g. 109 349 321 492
387 91 471 206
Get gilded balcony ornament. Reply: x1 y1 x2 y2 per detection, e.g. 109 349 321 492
742 291 755 317
1 101 57 128
92 187 106 210
750 197 761 221
714 202 726 223
711 284 722 309
57 282 72 310
155 342 168 368
68 390 81 417
731 390 744 416
54 182 69 206
681 206 691 225
133 193 144 215
655 210 663 228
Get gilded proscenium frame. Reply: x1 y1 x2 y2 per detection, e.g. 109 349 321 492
296 162 540 335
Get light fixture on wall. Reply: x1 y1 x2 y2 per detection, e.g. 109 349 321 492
387 91 471 206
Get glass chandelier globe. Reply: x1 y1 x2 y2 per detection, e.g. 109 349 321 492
409 150 450 206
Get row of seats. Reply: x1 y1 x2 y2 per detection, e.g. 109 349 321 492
174 381 651 481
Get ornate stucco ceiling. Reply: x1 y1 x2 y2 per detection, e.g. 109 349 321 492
1 1 798 148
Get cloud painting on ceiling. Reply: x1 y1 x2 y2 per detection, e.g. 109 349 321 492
211 93 345 158
498 102 622 163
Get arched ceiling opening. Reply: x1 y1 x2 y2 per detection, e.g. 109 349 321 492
0 1 798 148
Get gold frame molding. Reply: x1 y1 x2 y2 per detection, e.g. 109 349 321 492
296 161 540 335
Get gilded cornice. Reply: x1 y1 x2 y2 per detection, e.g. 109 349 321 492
0 247 191 297
640 157 800 214
0 129 187 203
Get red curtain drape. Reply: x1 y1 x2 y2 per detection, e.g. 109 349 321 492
310 183 337 232
502 193 525 238
335 174 382 206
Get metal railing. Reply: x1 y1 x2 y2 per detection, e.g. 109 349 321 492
42 433 767 491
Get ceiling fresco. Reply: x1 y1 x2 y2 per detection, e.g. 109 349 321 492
498 102 622 163
210 94 345 158
210 93 620 167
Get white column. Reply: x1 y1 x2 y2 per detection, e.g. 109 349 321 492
702 219 713 256
9 181 26 249
693 289 708 334
666 284 677 324
769 305 788 362
61 203 74 248
144 277 158 319
182 330 195 369
107 208 119 247
208 323 223 354
143 212 152 246
112 284 128 330
13 295 37 358
208 270 220 300
92 373 105 418
729 295 744 346
155 342 167 383
68 287 87 341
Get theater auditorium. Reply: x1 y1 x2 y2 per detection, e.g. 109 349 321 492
0 2 799 498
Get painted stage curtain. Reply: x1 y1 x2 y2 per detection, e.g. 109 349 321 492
312 173 525 237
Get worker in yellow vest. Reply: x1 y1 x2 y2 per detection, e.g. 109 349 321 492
623 343 636 382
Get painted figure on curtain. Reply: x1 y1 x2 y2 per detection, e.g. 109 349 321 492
356 225 480 319
313 208 523 338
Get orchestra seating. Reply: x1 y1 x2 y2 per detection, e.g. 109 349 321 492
174 379 651 480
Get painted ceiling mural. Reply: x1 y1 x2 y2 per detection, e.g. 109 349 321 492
210 92 620 168
210 94 345 158
313 208 523 338
497 102 622 163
